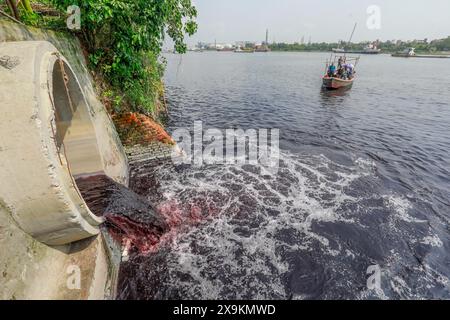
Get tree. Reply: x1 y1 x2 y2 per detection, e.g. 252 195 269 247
4 0 20 20
22 0 33 13
48 0 197 114
4 0 34 20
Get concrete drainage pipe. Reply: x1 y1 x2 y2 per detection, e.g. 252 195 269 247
0 41 117 245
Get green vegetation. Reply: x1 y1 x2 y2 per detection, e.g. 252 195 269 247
270 38 450 54
50 0 197 116
2 0 39 24
2 0 197 118
270 42 337 52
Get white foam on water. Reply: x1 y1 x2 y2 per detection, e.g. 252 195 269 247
421 235 443 248
384 195 427 224
141 151 377 299
127 149 448 299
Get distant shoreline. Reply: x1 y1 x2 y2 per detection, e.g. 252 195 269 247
269 49 450 55
186 49 450 56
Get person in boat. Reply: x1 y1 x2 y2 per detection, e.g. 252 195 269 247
338 56 344 68
328 63 337 77
337 65 346 79
346 63 355 79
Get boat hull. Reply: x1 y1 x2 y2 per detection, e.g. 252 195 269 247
332 49 380 54
322 77 354 90
391 53 450 59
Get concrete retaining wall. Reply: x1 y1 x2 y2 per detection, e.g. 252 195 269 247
0 19 127 299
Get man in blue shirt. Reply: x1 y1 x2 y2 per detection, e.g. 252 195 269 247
328 63 336 77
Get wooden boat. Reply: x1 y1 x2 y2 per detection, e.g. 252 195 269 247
323 24 360 90
322 55 359 90
332 44 381 55
234 47 255 53
392 47 416 57
392 47 450 59
322 76 354 90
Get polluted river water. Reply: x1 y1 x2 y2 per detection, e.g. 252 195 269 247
80 51 449 299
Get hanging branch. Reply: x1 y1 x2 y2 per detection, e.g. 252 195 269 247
2 0 33 21
4 0 15 19
5 0 20 20
22 0 33 13
0 8 24 24
18 0 33 13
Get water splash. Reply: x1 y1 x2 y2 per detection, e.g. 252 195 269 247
76 152 448 299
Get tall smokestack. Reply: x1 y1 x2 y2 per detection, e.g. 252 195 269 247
266 29 269 45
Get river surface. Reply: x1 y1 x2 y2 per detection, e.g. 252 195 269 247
117 52 450 299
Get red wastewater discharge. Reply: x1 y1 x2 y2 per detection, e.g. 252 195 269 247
104 214 162 254
72 109 223 255
75 173 220 255
75 111 219 255
106 199 221 255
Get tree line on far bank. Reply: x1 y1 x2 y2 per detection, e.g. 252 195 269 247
270 37 450 53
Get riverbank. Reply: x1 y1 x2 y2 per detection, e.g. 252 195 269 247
269 48 450 56
269 37 450 54
0 15 181 299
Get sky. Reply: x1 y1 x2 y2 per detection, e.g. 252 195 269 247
185 0 450 45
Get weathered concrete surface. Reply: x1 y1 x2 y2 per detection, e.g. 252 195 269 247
0 19 129 186
0 40 105 244
126 142 178 166
0 19 127 299
0 203 111 300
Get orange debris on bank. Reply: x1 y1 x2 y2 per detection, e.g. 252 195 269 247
113 112 175 146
